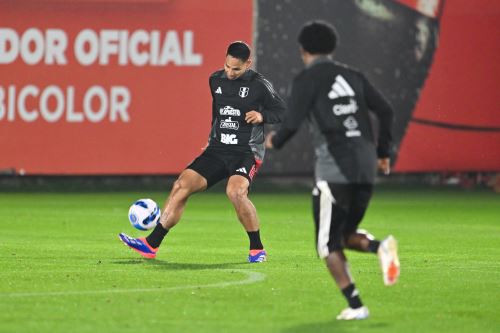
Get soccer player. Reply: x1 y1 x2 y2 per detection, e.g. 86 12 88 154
119 41 285 263
265 21 400 319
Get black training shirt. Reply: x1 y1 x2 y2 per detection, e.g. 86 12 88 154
208 69 285 161
272 57 394 184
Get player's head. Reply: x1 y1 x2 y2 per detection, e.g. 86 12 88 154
298 21 338 55
225 41 252 80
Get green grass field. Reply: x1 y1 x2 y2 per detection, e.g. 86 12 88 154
0 188 499 333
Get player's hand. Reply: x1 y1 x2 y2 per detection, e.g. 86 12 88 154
245 111 263 124
378 158 391 175
265 131 276 149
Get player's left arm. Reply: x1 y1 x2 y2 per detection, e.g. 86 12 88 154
246 77 286 125
361 73 394 174
361 73 394 159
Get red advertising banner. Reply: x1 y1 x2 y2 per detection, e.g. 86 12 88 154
395 0 500 172
0 0 253 174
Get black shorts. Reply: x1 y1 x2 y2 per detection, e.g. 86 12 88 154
187 147 262 188
312 182 373 257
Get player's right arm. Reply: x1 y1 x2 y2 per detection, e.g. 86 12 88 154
209 75 218 126
207 73 220 146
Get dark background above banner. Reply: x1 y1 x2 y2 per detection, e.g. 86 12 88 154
0 0 498 175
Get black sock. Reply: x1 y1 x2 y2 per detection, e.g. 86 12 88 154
145 223 169 248
247 230 264 250
368 240 381 253
341 283 363 309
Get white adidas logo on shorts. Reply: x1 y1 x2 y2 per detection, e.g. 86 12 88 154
236 167 247 174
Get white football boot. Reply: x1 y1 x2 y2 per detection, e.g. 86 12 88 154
378 235 400 286
336 306 370 320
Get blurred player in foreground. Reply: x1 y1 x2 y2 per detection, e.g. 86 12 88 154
265 21 400 320
120 41 285 262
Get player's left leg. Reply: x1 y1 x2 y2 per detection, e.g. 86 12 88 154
342 184 380 253
226 175 259 232
226 175 266 262
226 154 265 262
342 184 400 285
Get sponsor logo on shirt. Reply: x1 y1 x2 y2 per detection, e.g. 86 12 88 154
221 133 238 144
343 116 361 137
333 99 358 116
220 117 239 130
220 106 241 116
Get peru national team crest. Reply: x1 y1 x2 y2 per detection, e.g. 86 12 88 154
239 87 249 98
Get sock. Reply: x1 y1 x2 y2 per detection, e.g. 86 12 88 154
341 283 363 309
247 230 264 250
368 240 381 253
145 223 169 248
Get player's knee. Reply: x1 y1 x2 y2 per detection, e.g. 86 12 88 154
171 180 184 198
226 185 247 203
356 228 374 240
171 179 181 191
172 178 194 198
343 232 356 247
174 170 206 194
328 249 346 262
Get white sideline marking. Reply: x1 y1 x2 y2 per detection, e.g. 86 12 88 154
1 269 265 298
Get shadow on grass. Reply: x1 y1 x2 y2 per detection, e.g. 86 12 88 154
112 258 248 270
282 320 390 333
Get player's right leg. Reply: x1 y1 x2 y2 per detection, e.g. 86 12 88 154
158 169 208 230
119 169 208 258
313 181 369 320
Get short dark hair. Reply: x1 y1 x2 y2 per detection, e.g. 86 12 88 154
226 41 251 62
298 21 338 55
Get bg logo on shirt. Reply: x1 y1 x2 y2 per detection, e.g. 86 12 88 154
221 133 238 144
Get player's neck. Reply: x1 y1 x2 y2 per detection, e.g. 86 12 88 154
302 53 332 66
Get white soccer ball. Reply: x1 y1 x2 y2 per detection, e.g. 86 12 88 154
128 199 161 230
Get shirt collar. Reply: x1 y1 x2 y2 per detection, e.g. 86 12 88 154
307 55 333 68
